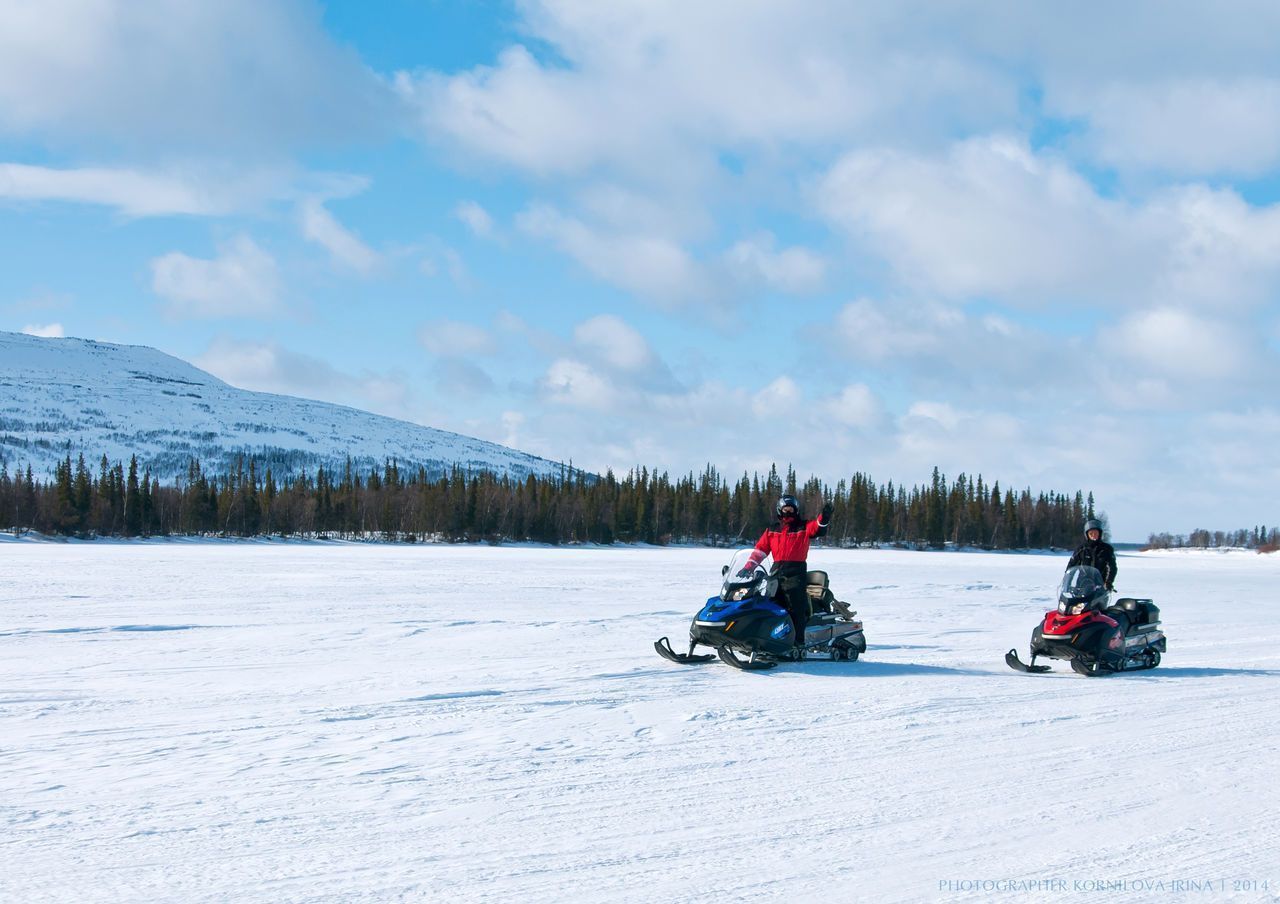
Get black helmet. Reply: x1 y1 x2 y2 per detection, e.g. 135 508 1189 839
1084 518 1103 537
777 495 802 519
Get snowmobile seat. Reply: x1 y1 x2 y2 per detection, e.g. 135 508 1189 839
806 571 834 613
1104 606 1132 633
1115 597 1158 624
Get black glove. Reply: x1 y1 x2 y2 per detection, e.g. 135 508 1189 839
736 568 754 578
821 502 834 520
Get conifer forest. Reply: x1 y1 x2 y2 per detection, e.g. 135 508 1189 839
0 452 1125 549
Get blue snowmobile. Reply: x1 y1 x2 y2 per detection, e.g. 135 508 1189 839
655 549 868 671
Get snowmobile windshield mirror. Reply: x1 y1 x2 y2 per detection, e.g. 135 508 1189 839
1057 566 1107 611
721 548 770 599
1061 566 1104 595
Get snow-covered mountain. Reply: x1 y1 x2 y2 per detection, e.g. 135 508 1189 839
0 330 566 481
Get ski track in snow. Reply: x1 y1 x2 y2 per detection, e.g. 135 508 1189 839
2 545 1278 903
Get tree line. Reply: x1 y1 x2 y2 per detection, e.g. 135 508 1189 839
1145 527 1279 553
2 452 1102 549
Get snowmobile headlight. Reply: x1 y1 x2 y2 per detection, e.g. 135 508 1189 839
730 587 750 601
1068 602 1085 615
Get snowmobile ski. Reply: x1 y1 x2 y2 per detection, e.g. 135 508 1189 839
654 636 715 664
716 645 778 671
1070 657 1110 677
1005 649 1052 673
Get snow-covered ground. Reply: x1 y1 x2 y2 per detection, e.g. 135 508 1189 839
2 544 1278 903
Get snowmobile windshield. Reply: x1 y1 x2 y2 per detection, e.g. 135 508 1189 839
1057 566 1106 614
721 548 771 601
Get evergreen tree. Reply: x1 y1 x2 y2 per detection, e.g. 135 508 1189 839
0 464 11 532
125 455 142 537
925 466 945 548
53 455 78 534
73 454 92 532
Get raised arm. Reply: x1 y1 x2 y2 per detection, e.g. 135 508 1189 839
807 502 834 538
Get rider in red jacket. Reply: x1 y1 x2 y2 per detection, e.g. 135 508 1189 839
741 494 832 656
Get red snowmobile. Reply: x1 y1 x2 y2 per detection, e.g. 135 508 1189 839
1006 565 1166 676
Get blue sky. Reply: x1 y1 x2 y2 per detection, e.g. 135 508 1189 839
3 1 1279 540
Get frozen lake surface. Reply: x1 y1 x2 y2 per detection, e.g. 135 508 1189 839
2 543 1278 902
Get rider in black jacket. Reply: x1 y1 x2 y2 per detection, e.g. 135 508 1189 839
1067 519 1117 590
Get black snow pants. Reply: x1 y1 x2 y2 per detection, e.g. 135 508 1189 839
774 561 811 649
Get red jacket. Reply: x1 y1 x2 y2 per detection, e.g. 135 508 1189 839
745 515 828 569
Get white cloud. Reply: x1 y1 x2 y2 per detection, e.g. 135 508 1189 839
0 162 369 218
575 182 710 240
0 162 234 217
750 376 802 420
892 403 1026 480
397 4 1015 181
499 410 526 449
818 136 1155 305
540 358 617 410
398 45 623 178
0 0 392 153
194 337 419 420
418 320 496 357
517 203 713 304
454 200 495 238
1095 307 1267 410
905 401 963 431
835 298 950 362
386 0 1280 214
517 205 832 305
829 297 1068 400
524 317 687 418
1106 308 1247 382
725 234 825 294
151 235 281 319
572 315 652 371
1053 78 1280 177
508 316 682 433
196 338 342 395
825 293 1272 418
5 289 72 313
819 384 883 429
569 313 682 394
495 309 563 358
21 322 64 338
819 136 1280 309
420 246 469 287
1153 185 1280 309
1200 409 1280 492
433 359 495 397
298 199 380 273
